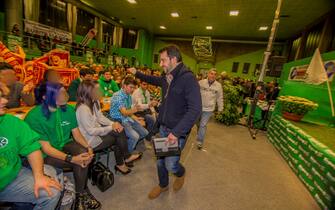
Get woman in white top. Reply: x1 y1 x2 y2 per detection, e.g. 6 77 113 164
76 79 142 175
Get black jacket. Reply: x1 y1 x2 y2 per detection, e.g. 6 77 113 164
135 63 202 137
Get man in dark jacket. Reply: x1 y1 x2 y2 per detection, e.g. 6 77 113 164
128 45 201 199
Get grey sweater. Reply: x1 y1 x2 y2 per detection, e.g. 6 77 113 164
76 103 114 148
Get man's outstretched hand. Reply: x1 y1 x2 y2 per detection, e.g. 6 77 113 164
127 67 137 75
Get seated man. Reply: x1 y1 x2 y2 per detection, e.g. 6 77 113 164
110 77 148 153
68 68 94 101
0 85 62 210
0 62 35 108
132 81 158 141
98 70 119 97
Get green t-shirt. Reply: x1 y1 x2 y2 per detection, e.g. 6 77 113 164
0 114 41 191
98 76 120 97
25 105 78 152
68 78 81 102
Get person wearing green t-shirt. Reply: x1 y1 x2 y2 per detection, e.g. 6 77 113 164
98 70 119 97
0 84 62 210
68 68 94 102
25 82 101 210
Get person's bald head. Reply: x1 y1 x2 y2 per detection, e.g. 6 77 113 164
0 62 16 86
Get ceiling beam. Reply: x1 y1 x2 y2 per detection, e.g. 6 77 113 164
156 36 285 45
62 0 121 26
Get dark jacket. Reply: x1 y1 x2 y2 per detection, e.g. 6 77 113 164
6 82 35 108
68 78 81 102
135 63 202 138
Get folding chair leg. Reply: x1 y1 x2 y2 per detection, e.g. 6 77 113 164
106 151 110 169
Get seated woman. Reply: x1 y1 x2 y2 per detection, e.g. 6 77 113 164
75 80 142 173
25 82 101 210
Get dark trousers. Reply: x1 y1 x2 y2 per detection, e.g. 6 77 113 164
94 131 130 166
44 141 88 193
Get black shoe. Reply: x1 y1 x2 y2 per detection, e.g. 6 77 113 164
75 193 87 210
83 191 101 210
197 143 203 150
114 165 131 175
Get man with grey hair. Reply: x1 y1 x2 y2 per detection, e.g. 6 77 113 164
197 68 223 149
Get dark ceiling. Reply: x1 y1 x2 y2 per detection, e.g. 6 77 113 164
81 0 335 40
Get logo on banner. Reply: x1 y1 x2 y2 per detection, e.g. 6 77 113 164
288 60 335 82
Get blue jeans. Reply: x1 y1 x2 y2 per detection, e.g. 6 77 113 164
196 111 213 144
144 114 156 140
144 114 155 132
0 165 62 210
157 126 186 188
123 119 149 152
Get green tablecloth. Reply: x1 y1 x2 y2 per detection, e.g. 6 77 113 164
267 115 335 210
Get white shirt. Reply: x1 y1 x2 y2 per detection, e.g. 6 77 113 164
199 79 223 112
132 87 152 111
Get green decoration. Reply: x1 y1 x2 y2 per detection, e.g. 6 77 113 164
215 81 243 126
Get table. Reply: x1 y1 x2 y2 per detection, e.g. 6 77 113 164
7 98 111 120
6 106 32 119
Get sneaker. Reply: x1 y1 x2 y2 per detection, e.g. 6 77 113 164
148 186 168 200
144 140 153 150
83 191 101 210
197 143 203 150
75 193 87 210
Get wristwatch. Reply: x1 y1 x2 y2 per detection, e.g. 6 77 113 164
65 154 73 163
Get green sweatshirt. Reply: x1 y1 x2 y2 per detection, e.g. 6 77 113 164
98 76 119 97
25 105 78 152
68 78 81 102
0 114 41 191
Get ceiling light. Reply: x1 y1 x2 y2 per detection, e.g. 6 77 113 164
229 10 239 16
206 26 213 30
129 29 136 35
171 12 180 17
259 26 268 31
160 26 167 30
127 0 137 4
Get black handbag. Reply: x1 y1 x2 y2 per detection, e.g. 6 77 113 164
90 162 114 192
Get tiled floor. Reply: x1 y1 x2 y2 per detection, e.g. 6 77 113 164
90 121 320 210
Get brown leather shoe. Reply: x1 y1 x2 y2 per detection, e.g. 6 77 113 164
148 186 168 200
173 173 186 192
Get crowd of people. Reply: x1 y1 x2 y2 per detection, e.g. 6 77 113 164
0 61 164 209
0 45 279 210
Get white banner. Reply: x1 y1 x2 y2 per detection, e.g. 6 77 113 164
24 19 72 43
288 60 335 82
